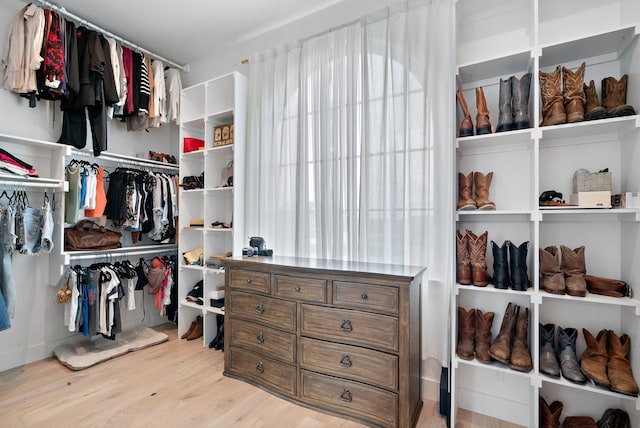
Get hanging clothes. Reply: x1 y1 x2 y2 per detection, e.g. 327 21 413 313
165 68 181 124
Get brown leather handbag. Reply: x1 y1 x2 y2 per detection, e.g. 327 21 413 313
64 220 122 251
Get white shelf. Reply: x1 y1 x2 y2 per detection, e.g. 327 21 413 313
63 244 177 264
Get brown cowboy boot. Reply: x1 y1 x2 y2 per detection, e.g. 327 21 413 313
583 80 607 121
559 245 586 297
561 416 597 428
602 75 636 117
456 307 475 360
539 65 567 126
474 171 496 210
488 302 518 364
539 246 565 294
456 230 472 285
457 172 476 211
581 328 610 387
607 330 639 396
540 396 563 428
510 306 533 372
475 87 492 135
468 230 489 287
475 309 494 364
456 89 474 137
562 62 586 123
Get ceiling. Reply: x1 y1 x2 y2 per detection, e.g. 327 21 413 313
23 0 347 68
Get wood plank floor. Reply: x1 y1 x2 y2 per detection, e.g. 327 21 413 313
0 323 522 428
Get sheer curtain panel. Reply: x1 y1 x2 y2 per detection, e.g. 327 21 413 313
245 0 454 363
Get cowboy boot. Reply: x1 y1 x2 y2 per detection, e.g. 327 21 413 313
539 246 565 294
607 330 639 396
509 241 529 291
491 240 510 289
562 62 586 123
187 315 203 340
181 318 197 339
583 80 607 121
488 302 518 364
496 77 513 133
457 172 476 211
512 72 531 129
509 306 532 372
597 408 631 428
559 245 586 297
475 309 494 364
468 230 489 287
456 230 472 285
539 65 567 126
602 75 636 117
539 323 560 378
581 328 610 388
475 87 492 135
557 327 586 384
456 307 475 360
540 396 563 428
561 416 597 428
456 89 474 137
474 171 496 210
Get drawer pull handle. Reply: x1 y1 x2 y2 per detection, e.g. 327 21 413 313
256 331 264 344
340 319 352 332
340 388 352 402
247 279 252 283
255 302 264 314
361 293 368 300
256 362 264 374
340 355 352 367
294 286 301 292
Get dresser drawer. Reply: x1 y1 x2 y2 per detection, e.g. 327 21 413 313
274 275 327 303
229 318 296 363
333 281 399 315
228 346 297 396
300 337 398 390
228 269 270 293
227 291 296 331
301 370 398 428
301 305 398 352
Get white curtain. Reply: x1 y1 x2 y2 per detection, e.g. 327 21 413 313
245 0 454 362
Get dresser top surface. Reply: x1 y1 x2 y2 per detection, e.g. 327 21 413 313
224 256 426 279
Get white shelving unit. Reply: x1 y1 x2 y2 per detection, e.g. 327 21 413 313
451 1 640 426
177 71 247 347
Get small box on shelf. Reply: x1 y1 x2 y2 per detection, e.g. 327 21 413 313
573 171 611 193
570 191 612 208
213 123 233 147
611 192 640 209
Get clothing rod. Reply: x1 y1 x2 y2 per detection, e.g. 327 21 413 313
70 149 179 171
0 178 64 190
64 245 178 262
33 0 187 72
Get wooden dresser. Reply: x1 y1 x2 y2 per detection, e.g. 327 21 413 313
223 256 425 428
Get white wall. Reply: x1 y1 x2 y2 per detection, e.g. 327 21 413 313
0 1 179 372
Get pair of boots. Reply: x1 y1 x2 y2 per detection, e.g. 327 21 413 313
488 302 532 372
581 328 639 396
539 324 586 384
457 171 495 211
456 307 494 363
496 73 532 132
539 245 586 297
208 314 224 350
540 62 635 126
539 397 599 428
181 315 203 340
491 240 529 291
456 87 491 137
456 230 489 286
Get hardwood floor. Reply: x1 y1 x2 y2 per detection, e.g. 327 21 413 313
0 323 522 428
